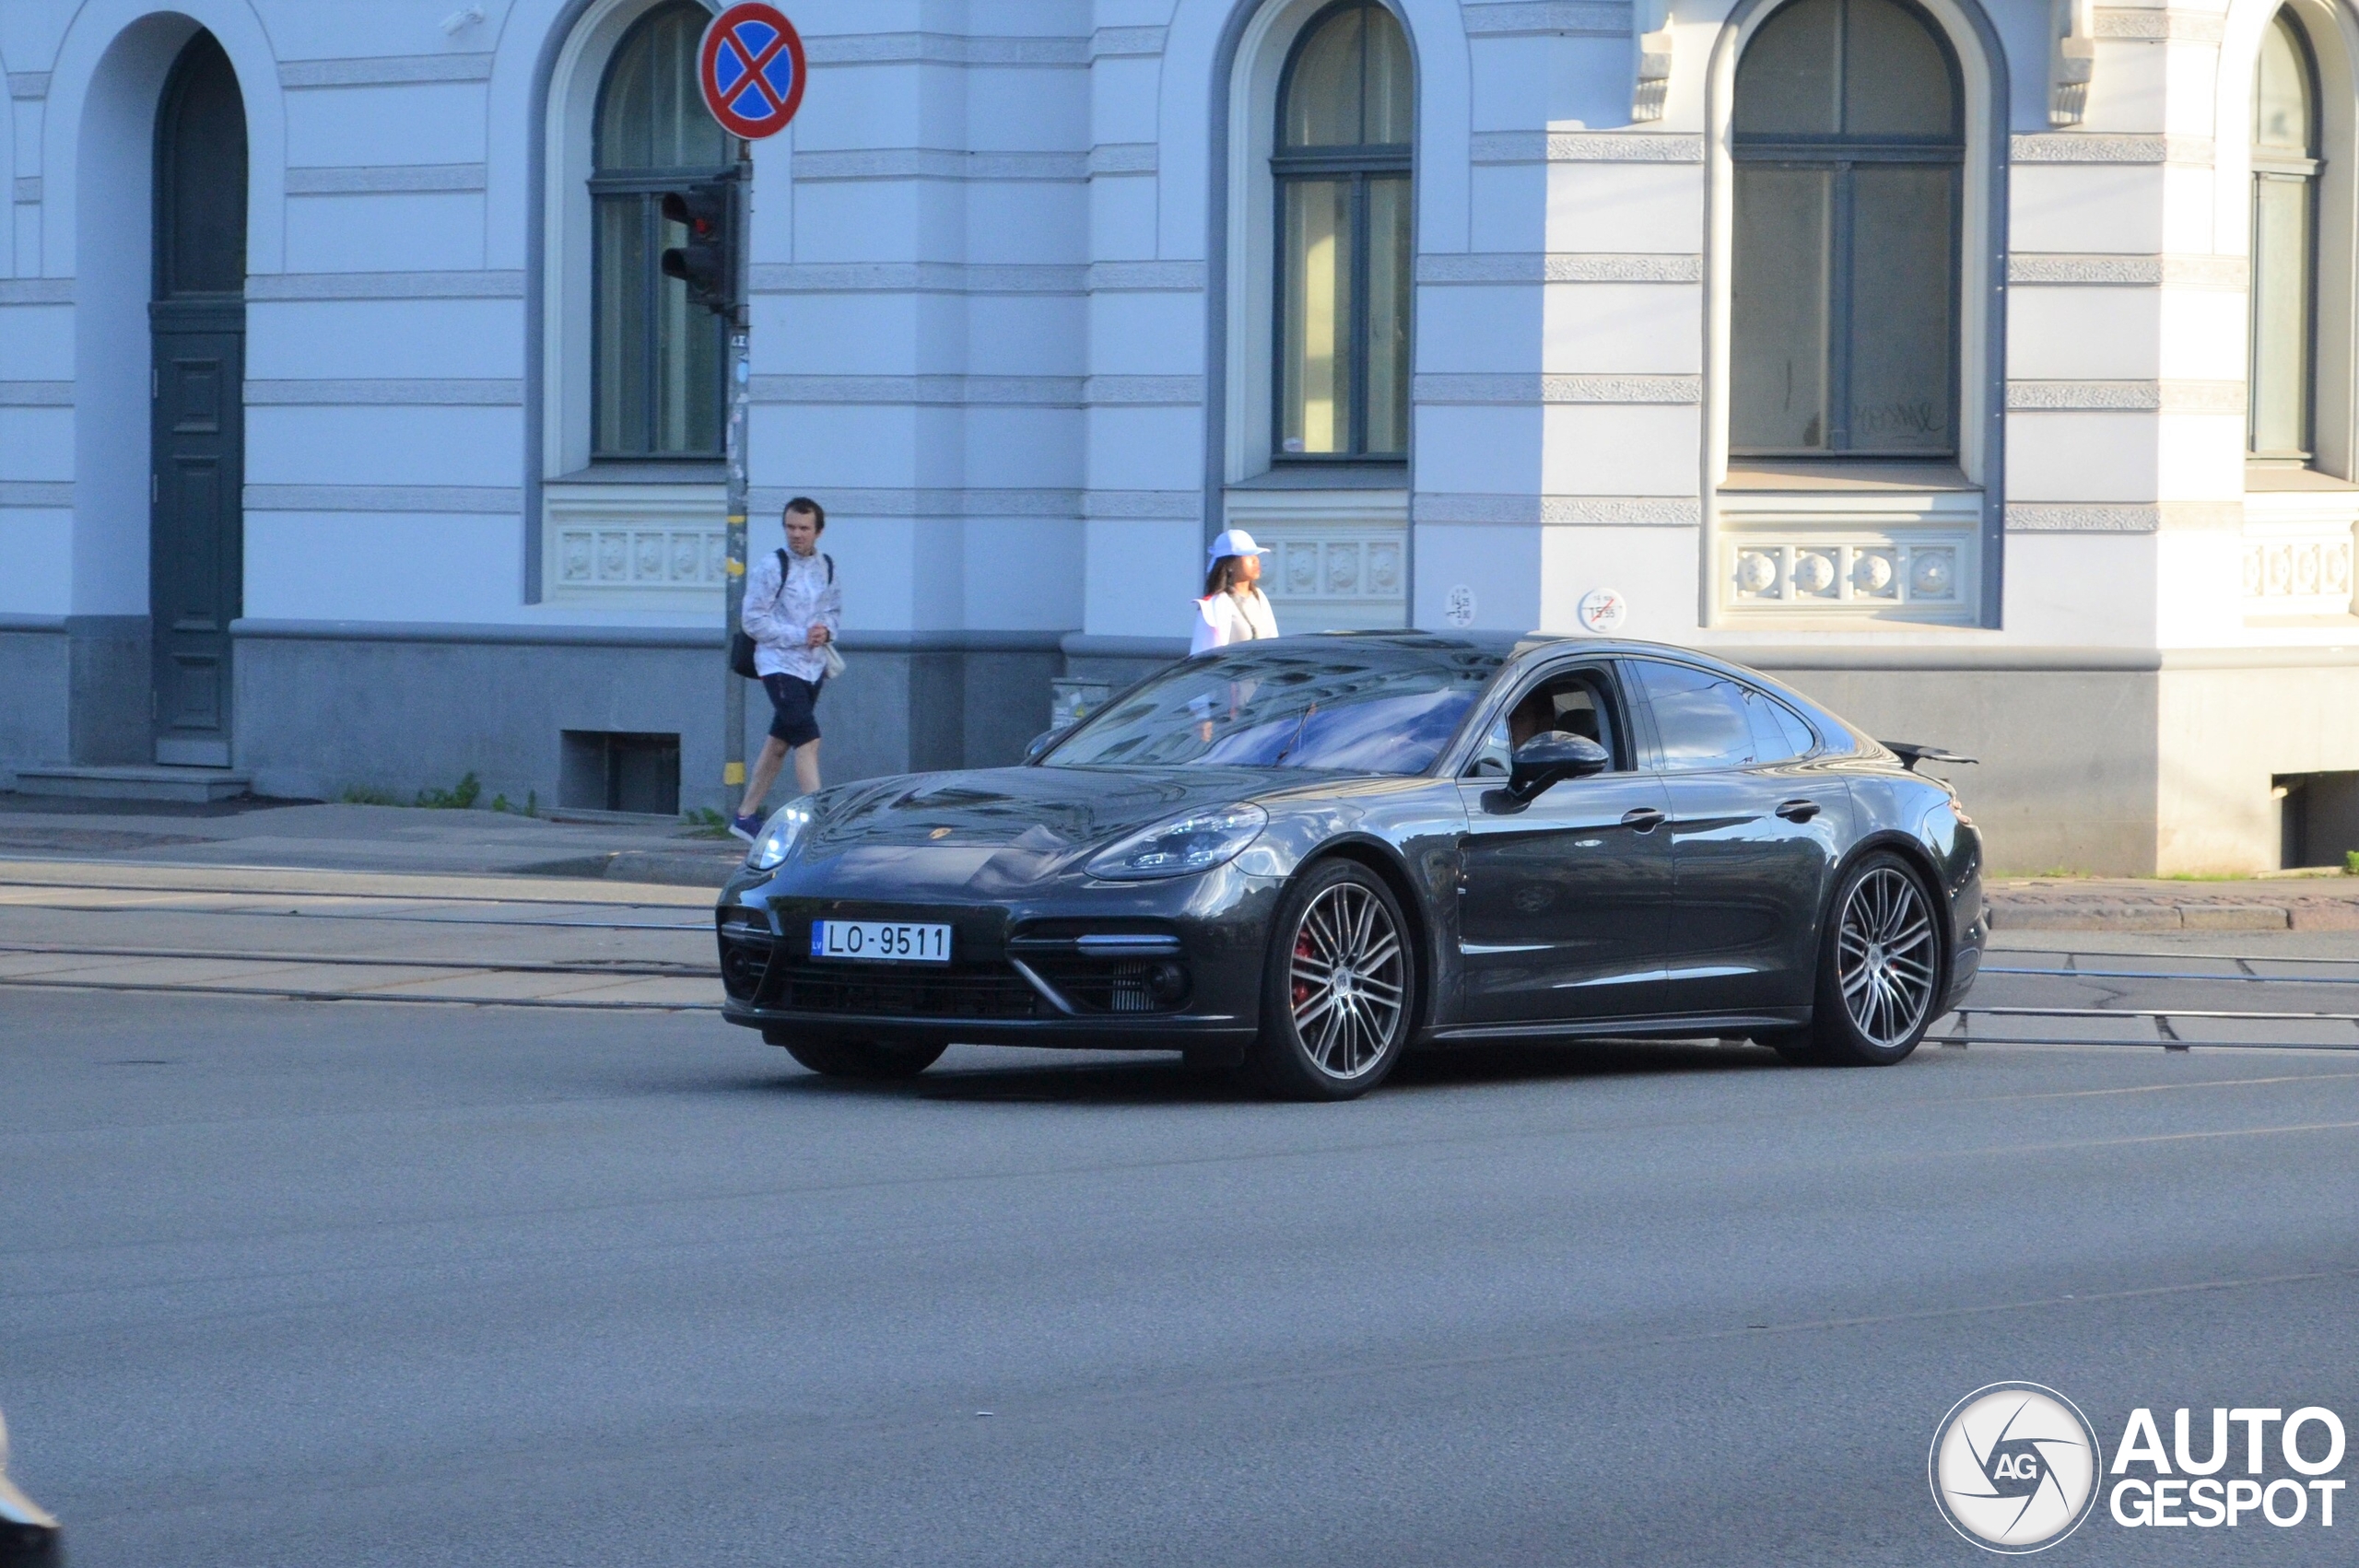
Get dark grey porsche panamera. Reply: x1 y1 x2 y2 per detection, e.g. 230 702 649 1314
715 633 1985 1099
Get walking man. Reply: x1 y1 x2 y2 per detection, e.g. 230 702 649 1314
731 497 841 841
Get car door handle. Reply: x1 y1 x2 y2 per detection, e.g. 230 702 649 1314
1620 807 1666 832
1775 798 1821 823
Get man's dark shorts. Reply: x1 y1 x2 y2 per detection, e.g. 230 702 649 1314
762 673 824 746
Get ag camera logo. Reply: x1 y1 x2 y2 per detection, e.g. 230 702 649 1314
1930 1383 2103 1552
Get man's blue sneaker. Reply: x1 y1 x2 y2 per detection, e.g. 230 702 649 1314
729 812 764 843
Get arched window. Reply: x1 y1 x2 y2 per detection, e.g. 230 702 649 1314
2250 8 2320 464
593 1 728 459
1273 1 1413 461
1730 0 1963 457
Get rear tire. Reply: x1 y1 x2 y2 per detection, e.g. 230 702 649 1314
1248 860 1416 1101
1788 852 1942 1067
769 1034 947 1080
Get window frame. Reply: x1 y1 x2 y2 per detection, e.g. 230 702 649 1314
2248 6 2324 467
1269 0 1414 465
1455 661 1637 779
588 2 731 463
1728 0 1968 461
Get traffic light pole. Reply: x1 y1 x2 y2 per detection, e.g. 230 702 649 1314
722 142 752 809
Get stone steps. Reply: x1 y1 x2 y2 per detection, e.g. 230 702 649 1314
10 765 253 804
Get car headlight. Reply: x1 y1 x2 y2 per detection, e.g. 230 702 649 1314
1086 803 1267 881
746 797 818 872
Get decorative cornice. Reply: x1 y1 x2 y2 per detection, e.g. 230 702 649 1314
2006 501 2246 532
285 164 487 194
2093 7 2225 42
1085 375 1203 405
1087 143 1157 175
1081 490 1202 520
1469 131 1706 164
2006 379 2246 414
0 482 74 507
0 381 75 406
1415 252 1701 284
800 33 1089 66
245 379 522 406
1090 26 1167 58
751 262 1085 294
2009 133 2214 165
1415 493 1700 526
0 278 74 304
1461 2 1633 39
278 54 495 88
749 487 1082 518
1414 373 1702 404
753 375 1085 406
244 271 524 300
792 148 1089 182
2007 252 2248 288
1088 260 1207 291
245 485 522 513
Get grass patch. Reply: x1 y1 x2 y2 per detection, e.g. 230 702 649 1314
679 806 734 839
414 772 481 810
338 785 403 807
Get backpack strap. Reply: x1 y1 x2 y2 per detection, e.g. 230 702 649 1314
823 552 835 583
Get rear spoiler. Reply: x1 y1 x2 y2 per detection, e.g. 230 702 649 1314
1883 741 1978 771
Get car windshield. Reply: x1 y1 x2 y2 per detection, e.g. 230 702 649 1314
1041 640 1503 774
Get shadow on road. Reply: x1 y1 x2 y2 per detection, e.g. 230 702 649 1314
745 1036 1786 1106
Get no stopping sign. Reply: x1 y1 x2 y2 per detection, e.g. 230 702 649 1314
698 3 807 139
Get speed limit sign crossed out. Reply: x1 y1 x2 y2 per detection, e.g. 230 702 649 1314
699 2 807 139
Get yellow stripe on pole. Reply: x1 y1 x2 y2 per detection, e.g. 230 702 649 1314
723 762 746 786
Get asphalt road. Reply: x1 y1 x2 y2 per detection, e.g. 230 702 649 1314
5 972 2358 1566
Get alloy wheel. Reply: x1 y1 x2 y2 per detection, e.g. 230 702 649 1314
1288 881 1406 1079
1836 865 1937 1047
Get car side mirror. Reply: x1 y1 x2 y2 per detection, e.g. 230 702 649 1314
1487 731 1609 813
1024 725 1071 763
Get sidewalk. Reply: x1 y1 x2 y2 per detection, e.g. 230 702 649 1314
1989 875 2359 930
0 793 748 886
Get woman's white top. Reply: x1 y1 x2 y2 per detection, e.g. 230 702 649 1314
1190 588 1279 655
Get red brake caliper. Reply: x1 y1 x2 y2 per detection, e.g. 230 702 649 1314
1291 930 1315 1011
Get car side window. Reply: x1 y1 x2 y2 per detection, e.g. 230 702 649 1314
1743 688 1817 764
1630 661 1757 771
1463 670 1625 778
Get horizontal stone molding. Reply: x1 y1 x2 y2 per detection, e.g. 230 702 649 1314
2006 379 2246 414
2093 7 2225 41
1091 26 1167 57
244 271 525 300
0 278 74 304
2006 501 2247 532
278 53 495 88
1414 372 1702 404
750 486 1083 518
1089 260 1206 291
245 379 522 406
1086 375 1203 405
286 163 487 195
14 177 41 205
792 148 1088 183
2009 133 2214 165
1088 143 1157 175
6 73 51 100
2007 252 2248 288
749 374 1200 407
801 32 1089 66
0 380 71 406
751 262 1085 294
244 485 522 513
1416 252 1701 284
1470 131 1706 164
230 617 723 649
0 482 73 507
1417 493 1701 526
1462 1 1633 37
1083 490 1203 520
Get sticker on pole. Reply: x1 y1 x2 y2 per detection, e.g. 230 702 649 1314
698 3 807 139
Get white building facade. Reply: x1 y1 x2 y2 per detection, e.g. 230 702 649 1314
4 0 2359 872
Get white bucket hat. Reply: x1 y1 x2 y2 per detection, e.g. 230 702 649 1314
1206 528 1273 566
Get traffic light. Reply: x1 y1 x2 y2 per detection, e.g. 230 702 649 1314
660 172 742 317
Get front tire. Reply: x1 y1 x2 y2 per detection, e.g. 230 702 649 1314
768 1033 947 1081
1787 852 1942 1067
1248 860 1416 1100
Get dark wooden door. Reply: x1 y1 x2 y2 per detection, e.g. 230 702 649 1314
150 303 244 766
151 31 246 767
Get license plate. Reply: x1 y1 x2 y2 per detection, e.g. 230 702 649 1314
810 919 952 964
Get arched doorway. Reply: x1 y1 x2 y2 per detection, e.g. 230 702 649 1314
150 30 246 766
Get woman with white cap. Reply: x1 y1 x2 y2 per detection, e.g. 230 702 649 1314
1191 527 1281 654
